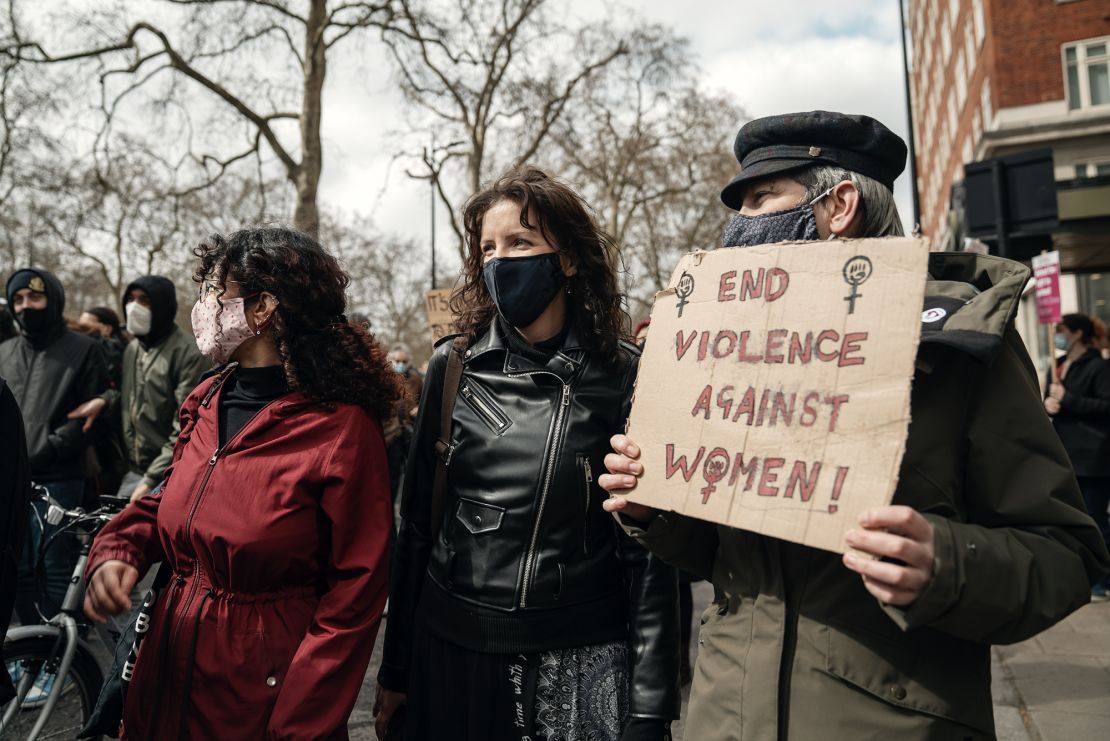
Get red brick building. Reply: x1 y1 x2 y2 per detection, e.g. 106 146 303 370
907 0 1110 354
908 0 1110 250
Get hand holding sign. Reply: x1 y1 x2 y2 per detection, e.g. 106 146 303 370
843 506 936 605
600 435 657 524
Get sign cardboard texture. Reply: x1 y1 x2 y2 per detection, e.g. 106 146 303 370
425 288 455 344
626 238 930 554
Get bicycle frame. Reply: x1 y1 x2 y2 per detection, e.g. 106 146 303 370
1 501 119 741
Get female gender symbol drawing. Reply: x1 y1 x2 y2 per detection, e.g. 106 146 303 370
842 256 873 314
700 448 730 504
676 271 695 318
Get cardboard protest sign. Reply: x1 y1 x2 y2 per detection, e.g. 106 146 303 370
625 237 930 554
425 288 455 344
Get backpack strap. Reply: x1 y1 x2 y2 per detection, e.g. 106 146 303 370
431 335 469 541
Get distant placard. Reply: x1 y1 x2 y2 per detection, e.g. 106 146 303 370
425 288 455 344
625 238 930 554
1031 251 1062 326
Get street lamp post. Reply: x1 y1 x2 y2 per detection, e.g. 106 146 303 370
899 0 921 230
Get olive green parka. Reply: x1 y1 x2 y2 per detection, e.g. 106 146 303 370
102 326 208 488
628 252 1110 741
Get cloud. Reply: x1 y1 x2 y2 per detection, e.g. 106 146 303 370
703 35 914 227
316 0 917 254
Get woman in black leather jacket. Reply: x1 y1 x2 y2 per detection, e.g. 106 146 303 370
375 167 679 741
1045 312 1110 599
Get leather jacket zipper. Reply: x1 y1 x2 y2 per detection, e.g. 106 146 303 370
460 381 511 434
518 381 572 608
581 455 593 554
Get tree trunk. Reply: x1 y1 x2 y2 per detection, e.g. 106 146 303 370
294 0 327 239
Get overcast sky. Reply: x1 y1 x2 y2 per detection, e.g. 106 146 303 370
316 0 912 265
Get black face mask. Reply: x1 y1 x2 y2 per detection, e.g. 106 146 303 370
721 202 820 247
720 188 833 248
15 307 52 335
482 252 566 328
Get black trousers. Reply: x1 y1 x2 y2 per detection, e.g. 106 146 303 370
1078 476 1110 585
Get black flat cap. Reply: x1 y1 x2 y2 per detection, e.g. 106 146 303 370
720 111 907 210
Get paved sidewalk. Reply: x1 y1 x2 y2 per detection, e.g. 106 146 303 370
352 593 1110 740
991 600 1110 741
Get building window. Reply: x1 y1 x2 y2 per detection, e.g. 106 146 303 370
941 13 951 63
964 20 976 75
948 101 958 146
1074 162 1110 178
1065 37 1110 110
981 77 993 126
956 51 967 109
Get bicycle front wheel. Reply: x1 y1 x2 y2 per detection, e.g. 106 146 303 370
1 636 103 741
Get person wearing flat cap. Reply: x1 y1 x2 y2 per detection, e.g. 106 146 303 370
601 111 1110 740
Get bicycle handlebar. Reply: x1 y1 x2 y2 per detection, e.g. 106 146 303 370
31 484 131 528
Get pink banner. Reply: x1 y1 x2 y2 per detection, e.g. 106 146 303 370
1031 251 1062 326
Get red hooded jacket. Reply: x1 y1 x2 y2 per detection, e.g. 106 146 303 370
85 371 392 739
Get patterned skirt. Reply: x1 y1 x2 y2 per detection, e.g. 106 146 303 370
406 627 630 741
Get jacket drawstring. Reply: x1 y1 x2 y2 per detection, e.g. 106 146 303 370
178 588 215 741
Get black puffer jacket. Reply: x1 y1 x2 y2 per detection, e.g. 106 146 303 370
380 319 680 720
0 269 108 481
1049 348 1110 477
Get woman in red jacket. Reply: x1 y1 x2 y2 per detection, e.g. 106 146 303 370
83 227 401 739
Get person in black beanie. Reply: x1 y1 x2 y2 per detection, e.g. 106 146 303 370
0 268 109 622
68 275 209 503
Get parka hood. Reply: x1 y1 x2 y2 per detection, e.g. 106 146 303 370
123 275 178 348
920 252 1030 364
5 268 66 343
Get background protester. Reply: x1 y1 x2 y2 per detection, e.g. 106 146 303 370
601 112 1110 741
68 276 209 503
383 343 423 502
74 306 130 497
79 306 129 386
375 167 679 741
349 311 373 333
1046 313 1110 600
83 228 400 739
0 374 31 705
0 268 110 622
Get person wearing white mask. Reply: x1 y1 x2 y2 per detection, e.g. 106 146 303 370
68 275 209 502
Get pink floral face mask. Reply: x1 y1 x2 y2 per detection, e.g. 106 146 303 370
191 293 257 365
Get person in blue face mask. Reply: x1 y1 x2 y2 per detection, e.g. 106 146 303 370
376 166 679 741
384 343 424 502
1046 313 1110 601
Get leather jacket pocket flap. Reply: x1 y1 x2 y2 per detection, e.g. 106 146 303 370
824 624 994 735
456 498 506 535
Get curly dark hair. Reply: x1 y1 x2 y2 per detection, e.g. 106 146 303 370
192 227 402 420
453 166 629 363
